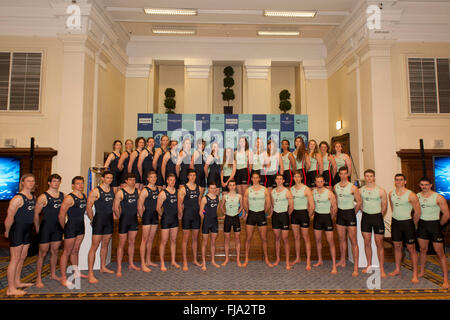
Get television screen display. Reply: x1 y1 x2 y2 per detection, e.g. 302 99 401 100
434 156 450 200
0 157 20 200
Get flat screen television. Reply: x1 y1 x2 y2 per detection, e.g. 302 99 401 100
433 156 450 200
0 157 20 201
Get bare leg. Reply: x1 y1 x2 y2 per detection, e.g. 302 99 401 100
88 235 102 283
336 225 347 267
159 229 169 271
7 245 27 296
116 233 127 277
273 229 281 266
49 241 62 280
127 231 140 270
374 234 386 277
282 230 291 270
243 225 255 267
432 242 449 289
169 227 180 268
258 226 273 267
15 244 33 288
60 238 76 287
140 226 151 272
326 231 337 274
192 229 201 267
406 243 419 283
362 232 372 274
100 235 114 273
301 227 312 270
222 233 230 266
201 233 209 271
182 229 190 271
36 243 50 288
417 238 429 278
348 227 359 276
69 235 87 279
235 232 242 267
389 241 403 276
313 230 323 267
211 233 220 268
291 225 301 264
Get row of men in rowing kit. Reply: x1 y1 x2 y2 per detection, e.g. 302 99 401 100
4 167 449 296
103 136 352 195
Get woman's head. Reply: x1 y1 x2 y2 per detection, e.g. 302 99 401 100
124 139 134 152
238 136 249 151
319 141 330 154
19 173 35 192
135 137 145 149
308 139 318 154
112 140 122 152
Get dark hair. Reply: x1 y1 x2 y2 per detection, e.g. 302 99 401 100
124 139 134 151
294 136 307 163
338 166 348 173
315 174 325 181
147 170 157 177
166 173 177 180
251 171 261 178
238 136 249 152
208 181 217 188
47 173 62 182
364 169 375 176
228 179 236 184
419 177 432 184
113 140 122 148
72 176 84 184
187 168 196 176
125 173 136 180
293 170 303 180
319 141 330 153
102 170 113 178
135 137 145 148
394 173 406 180
275 173 284 179
146 137 155 154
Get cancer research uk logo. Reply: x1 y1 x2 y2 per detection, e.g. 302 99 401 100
66 4 81 30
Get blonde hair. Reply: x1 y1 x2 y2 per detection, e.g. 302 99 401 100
19 173 35 192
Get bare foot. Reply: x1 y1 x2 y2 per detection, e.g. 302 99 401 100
418 271 425 278
305 263 312 271
146 261 158 267
273 259 280 267
171 262 180 269
88 274 99 284
141 265 151 273
265 259 274 268
182 264 188 272
336 260 346 268
60 278 74 287
212 261 221 268
352 270 359 277
381 271 387 278
242 260 249 268
16 282 33 288
35 280 44 289
160 265 167 272
193 260 202 267
286 264 292 270
389 269 401 277
411 276 419 284
116 272 122 277
292 258 301 265
331 267 338 274
49 274 61 281
201 264 207 271
362 266 370 273
237 260 242 267
128 264 141 271
221 259 229 267
6 288 26 296
100 267 115 274
313 260 323 267
441 282 449 289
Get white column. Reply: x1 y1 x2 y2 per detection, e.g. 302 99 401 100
243 59 271 114
184 58 212 114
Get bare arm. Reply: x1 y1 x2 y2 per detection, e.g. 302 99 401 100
243 188 249 214
353 185 362 213
86 188 99 222
248 150 253 172
137 188 148 218
153 149 161 171
59 195 74 229
265 188 272 218
113 190 123 219
388 191 393 214
156 191 166 218
329 191 337 218
344 154 352 177
34 194 47 234
199 197 206 219
305 187 315 217
177 186 185 219
437 195 450 226
128 151 138 174
204 155 212 178
330 156 337 177
278 153 284 173
161 152 169 182
117 152 128 171
238 194 244 216
104 153 114 169
380 188 388 216
409 193 421 224
137 149 147 180
287 190 294 215
288 153 296 172
230 161 236 180
4 196 23 238
305 155 311 172
316 154 323 174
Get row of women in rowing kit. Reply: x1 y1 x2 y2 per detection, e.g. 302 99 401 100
103 135 353 195
5 167 449 296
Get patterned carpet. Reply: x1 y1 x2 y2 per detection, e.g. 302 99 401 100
0 251 448 300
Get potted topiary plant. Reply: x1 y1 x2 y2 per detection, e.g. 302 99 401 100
222 66 235 114
164 88 176 114
279 89 292 114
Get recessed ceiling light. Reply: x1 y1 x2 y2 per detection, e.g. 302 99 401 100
152 28 196 35
263 10 316 17
257 30 300 36
144 8 198 16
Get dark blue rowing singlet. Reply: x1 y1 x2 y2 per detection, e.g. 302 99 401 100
94 186 114 214
42 192 64 224
14 193 36 224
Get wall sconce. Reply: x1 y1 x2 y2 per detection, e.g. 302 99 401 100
336 120 342 130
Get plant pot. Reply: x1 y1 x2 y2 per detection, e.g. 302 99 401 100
224 106 233 114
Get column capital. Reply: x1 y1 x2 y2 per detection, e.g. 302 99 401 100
126 57 153 78
302 59 327 80
184 58 212 79
244 59 271 80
